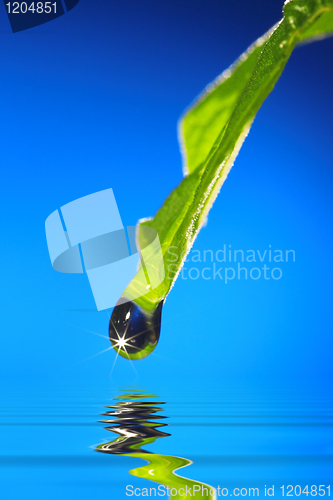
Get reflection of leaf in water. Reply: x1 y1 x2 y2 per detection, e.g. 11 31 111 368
96 392 215 499
126 453 215 500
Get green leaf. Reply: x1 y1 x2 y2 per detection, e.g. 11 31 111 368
123 0 333 312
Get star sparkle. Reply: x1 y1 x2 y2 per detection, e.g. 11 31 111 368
110 317 142 355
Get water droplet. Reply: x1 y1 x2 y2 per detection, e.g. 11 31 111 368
109 299 163 360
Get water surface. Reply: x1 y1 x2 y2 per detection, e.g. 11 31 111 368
0 389 332 499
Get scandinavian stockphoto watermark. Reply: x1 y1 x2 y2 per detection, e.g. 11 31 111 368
166 245 295 284
45 188 164 311
126 484 331 497
45 189 295 311
126 484 259 497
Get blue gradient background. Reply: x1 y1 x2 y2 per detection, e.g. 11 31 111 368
0 0 332 393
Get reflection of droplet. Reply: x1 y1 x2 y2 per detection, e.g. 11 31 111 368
95 393 215 499
109 299 163 360
96 394 169 454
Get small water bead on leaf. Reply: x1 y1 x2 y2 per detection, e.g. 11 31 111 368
109 298 163 360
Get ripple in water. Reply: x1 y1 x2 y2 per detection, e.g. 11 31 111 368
96 392 215 499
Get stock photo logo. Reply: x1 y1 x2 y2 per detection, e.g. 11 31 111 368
3 0 80 33
45 188 164 312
